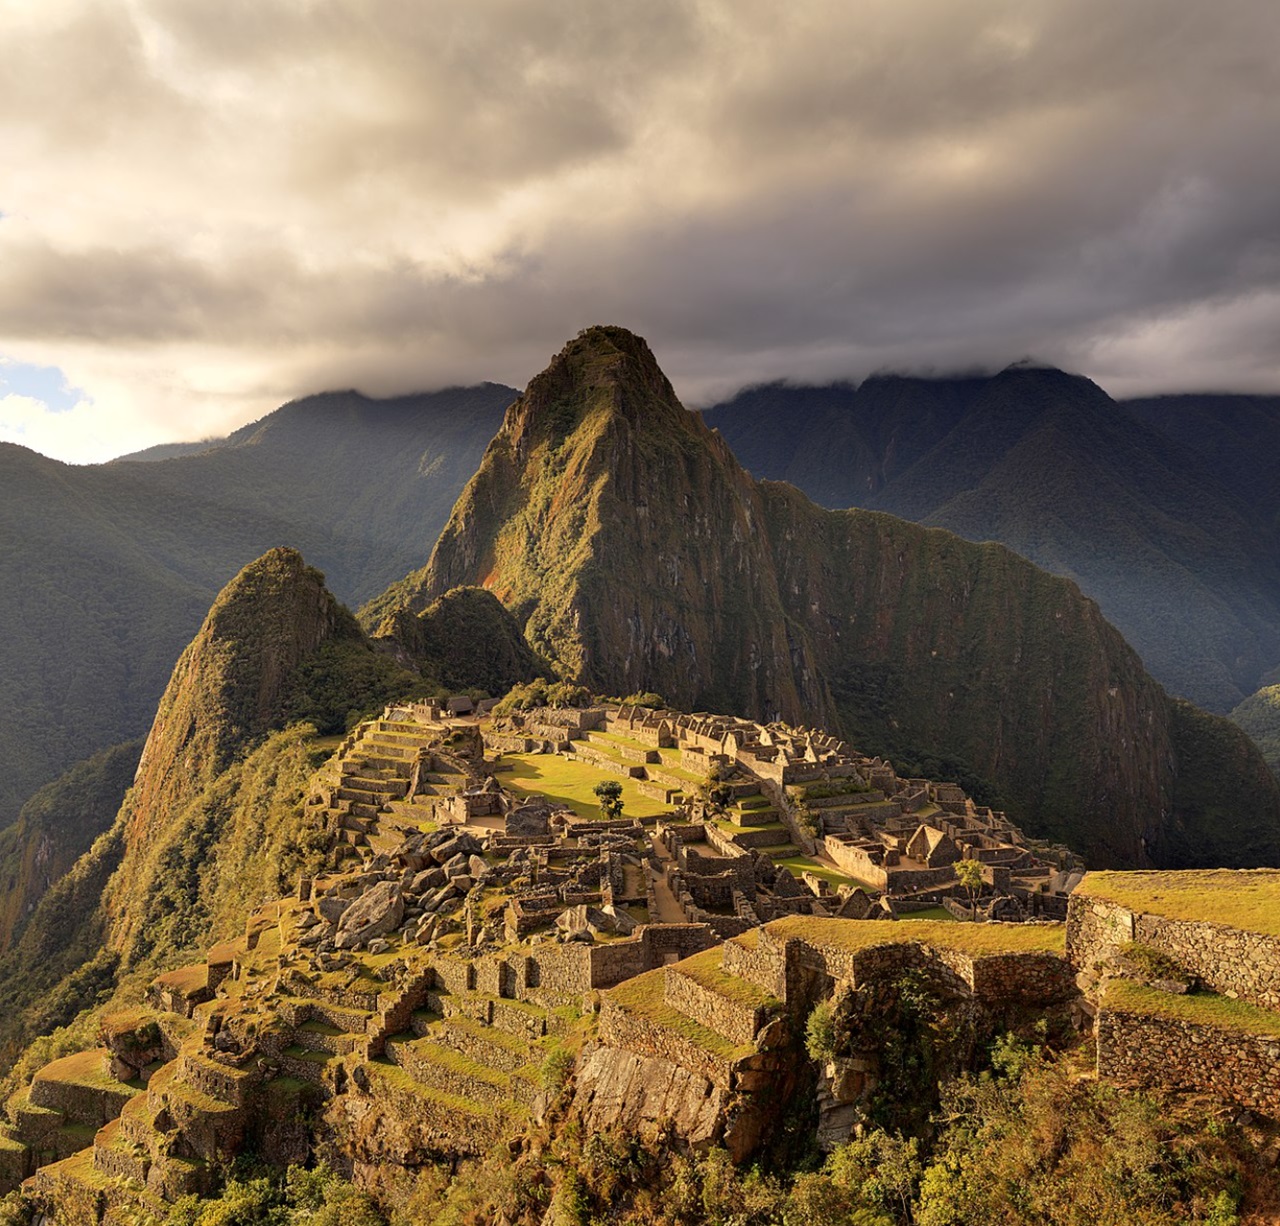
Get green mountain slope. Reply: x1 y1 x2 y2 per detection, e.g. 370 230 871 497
0 740 142 953
376 326 1280 868
0 548 419 1057
0 384 511 829
703 373 1280 714
1233 684 1280 777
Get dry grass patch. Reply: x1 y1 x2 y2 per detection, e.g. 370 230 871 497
674 948 779 1010
1104 978 1280 1039
608 969 752 1062
1077 870 1280 937
766 915 1066 956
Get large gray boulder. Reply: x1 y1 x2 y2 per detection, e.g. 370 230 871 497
335 881 404 949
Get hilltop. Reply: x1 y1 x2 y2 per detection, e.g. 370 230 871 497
1 677 1277 1224
370 326 1280 869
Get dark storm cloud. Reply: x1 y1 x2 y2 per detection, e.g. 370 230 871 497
1 0 1278 460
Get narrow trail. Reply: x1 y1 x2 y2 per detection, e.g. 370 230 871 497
646 832 687 924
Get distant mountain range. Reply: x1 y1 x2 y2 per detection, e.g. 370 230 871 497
703 374 1280 717
0 385 512 827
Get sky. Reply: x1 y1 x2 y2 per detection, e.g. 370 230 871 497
1 0 1278 464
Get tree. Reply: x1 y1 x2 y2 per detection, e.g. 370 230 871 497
594 779 624 820
954 858 984 910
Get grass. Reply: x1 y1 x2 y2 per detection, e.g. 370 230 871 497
901 906 957 922
365 1058 494 1116
494 752 669 819
441 1016 535 1057
775 853 875 891
674 949 780 1009
608 969 752 1061
1077 870 1280 937
652 749 708 784
43 1145 119 1190
402 1040 511 1087
1104 978 1280 1039
34 1049 143 1094
151 964 209 995
766 915 1066 956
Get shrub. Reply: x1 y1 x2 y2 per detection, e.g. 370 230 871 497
806 1000 836 1062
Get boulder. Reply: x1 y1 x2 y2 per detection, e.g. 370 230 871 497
468 854 491 879
335 881 405 949
317 896 350 926
410 867 447 894
432 833 483 865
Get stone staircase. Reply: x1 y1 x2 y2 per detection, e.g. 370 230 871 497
317 711 470 861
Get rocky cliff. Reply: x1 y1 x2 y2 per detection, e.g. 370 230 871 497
375 326 1280 868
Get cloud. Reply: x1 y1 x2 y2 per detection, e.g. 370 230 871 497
1 0 1278 460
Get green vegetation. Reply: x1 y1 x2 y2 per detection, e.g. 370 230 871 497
0 739 142 952
494 753 667 820
913 1040 1251 1225
164 1160 385 1225
1078 869 1280 937
767 915 1066 957
377 586 545 699
0 384 509 834
1117 942 1191 984
1232 683 1280 776
954 859 984 905
594 779 625 820
805 1000 835 1061
491 678 592 715
707 370 1280 721
1105 979 1280 1039
162 1035 1259 1226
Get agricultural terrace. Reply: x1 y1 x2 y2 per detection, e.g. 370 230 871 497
766 915 1066 956
1077 870 1280 938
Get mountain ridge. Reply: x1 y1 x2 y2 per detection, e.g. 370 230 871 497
0 384 512 830
373 325 1280 868
703 373 1280 713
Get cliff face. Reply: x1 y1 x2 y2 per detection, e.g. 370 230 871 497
378 326 1280 868
704 373 1280 716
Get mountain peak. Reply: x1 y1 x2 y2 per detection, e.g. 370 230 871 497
505 324 688 450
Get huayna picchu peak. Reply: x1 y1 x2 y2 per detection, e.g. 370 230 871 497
369 326 1280 871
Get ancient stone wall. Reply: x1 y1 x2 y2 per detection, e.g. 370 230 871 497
597 997 730 1088
663 966 769 1046
1068 895 1280 1011
822 840 890 890
1097 1006 1280 1115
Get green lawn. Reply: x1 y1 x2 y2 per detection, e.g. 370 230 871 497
901 906 957 922
493 753 669 819
775 853 876 891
